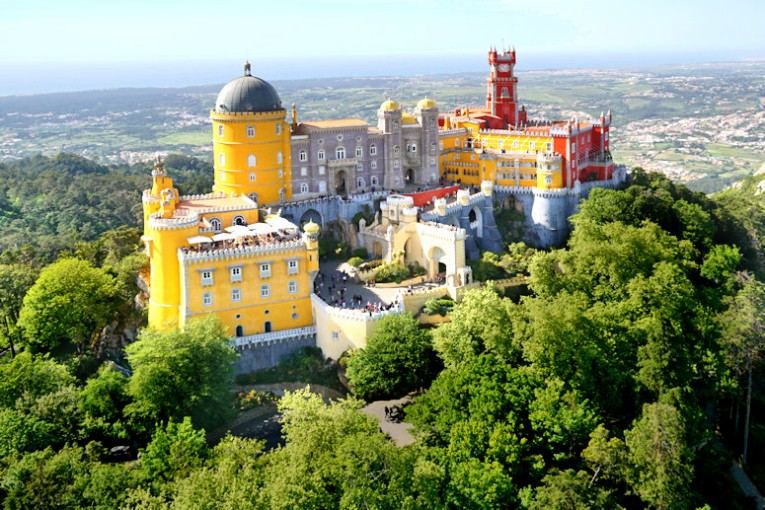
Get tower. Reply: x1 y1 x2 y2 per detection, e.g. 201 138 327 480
211 62 291 205
377 100 404 190
486 46 519 128
415 98 440 186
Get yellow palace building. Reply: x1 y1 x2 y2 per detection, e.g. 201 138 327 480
141 63 318 346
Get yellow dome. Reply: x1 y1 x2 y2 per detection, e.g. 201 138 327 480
416 98 437 110
380 99 400 111
401 112 418 125
303 221 320 235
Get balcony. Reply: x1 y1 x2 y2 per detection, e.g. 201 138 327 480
327 157 358 168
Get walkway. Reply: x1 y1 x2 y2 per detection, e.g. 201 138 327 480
362 396 415 447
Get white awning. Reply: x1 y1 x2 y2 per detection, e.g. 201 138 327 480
225 225 251 234
211 233 235 242
187 235 212 244
265 216 298 231
249 223 279 235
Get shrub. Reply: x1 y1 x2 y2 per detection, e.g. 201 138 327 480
347 257 364 268
408 262 427 277
352 247 369 259
423 297 455 316
374 262 410 284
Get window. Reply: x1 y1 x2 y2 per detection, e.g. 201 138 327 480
287 260 299 274
264 321 272 333
319 165 326 175
371 160 377 170
545 175 553 185
572 142 577 154
454 139 460 148
394 146 400 156
411 144 417 153
292 313 298 320
246 125 255 137
430 143 436 153
393 121 399 130
219 153 225 166
278 168 283 178
300 183 309 194
356 146 363 157
439 141 444 150
501 87 509 98
260 284 271 298
299 150 307 162
276 124 282 135
371 176 378 186
332 331 339 340
336 134 344 141
202 292 212 307
357 177 365 188
513 140 519 148
393 160 400 168
248 192 258 202
370 145 377 156
288 280 298 294
529 141 536 149
248 154 256 167
260 263 271 278
318 149 325 160
230 267 242 283
201 271 213 286
218 124 224 137
336 147 345 160
430 157 436 165
249 172 256 182
546 142 553 152
209 217 222 232
356 163 363 172
300 166 307 176
231 288 241 302
277 152 283 164
232 215 246 226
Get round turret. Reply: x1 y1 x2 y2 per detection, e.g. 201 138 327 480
416 98 437 110
303 221 320 235
214 62 283 113
379 99 400 112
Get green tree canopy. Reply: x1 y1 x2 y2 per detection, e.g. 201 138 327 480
345 313 440 400
125 316 238 431
17 258 126 353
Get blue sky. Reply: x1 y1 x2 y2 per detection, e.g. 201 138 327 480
1 0 763 93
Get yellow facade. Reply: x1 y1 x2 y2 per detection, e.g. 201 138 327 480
142 159 317 335
211 110 292 205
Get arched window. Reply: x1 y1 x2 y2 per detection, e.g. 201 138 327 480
246 125 255 137
299 150 307 162
261 284 271 298
318 149 325 161
249 172 256 182
371 160 377 170
247 193 258 203
218 124 224 137
248 154 256 167
219 153 225 166
501 87 510 98
209 217 222 232
279 188 286 201
370 144 377 156
336 147 345 160
371 176 378 186
232 215 246 226
202 292 212 307
357 177 365 188
393 146 400 156
288 280 298 294
277 152 283 164
355 146 363 157
231 288 241 302
235 325 243 336
300 183 309 194
264 321 272 333
276 124 282 135
411 144 417 153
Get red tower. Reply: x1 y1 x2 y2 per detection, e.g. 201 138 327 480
486 47 523 128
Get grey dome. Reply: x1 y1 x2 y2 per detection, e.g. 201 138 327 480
214 66 282 113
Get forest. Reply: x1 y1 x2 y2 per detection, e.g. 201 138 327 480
1 154 765 509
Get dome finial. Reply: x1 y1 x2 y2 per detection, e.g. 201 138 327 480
244 61 251 76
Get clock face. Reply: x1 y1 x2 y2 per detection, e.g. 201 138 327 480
498 63 511 72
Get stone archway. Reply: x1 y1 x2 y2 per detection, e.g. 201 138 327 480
335 170 347 196
300 208 323 226
405 168 415 185
469 206 483 238
372 241 383 259
428 246 448 278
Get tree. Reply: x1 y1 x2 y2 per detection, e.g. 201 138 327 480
345 313 440 400
432 286 520 368
17 258 126 353
0 264 38 357
624 402 693 510
140 417 209 481
528 469 617 510
125 316 238 430
719 275 765 464
0 351 75 409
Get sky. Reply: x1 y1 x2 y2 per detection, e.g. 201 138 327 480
1 0 763 95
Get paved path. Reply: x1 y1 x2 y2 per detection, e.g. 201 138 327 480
730 461 764 509
362 396 416 446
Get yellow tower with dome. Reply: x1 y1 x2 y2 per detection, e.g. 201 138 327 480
210 62 292 205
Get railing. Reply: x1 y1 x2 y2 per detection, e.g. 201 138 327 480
233 326 316 348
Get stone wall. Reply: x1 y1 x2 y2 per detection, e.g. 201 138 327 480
234 334 317 374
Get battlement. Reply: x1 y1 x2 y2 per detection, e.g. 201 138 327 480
233 325 316 349
179 238 305 264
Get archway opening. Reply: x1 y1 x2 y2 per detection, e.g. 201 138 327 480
405 168 414 184
300 209 323 227
469 209 477 222
235 325 244 337
264 321 272 333
335 170 347 196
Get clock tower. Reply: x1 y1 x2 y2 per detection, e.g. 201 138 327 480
486 47 521 128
